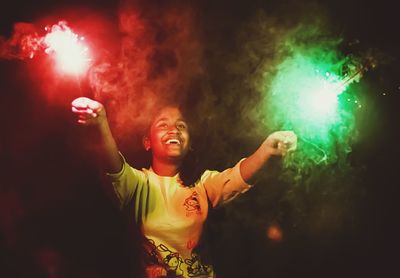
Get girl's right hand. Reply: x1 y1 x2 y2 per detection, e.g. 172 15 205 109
71 97 107 127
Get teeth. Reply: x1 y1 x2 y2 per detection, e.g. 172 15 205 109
166 139 180 145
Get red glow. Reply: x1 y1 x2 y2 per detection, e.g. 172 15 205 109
43 21 91 76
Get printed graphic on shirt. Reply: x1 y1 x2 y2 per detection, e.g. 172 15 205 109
145 239 184 277
145 238 213 277
185 253 213 277
186 239 197 250
183 191 201 216
146 265 167 278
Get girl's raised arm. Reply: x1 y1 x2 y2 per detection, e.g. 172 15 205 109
71 97 123 173
240 131 297 184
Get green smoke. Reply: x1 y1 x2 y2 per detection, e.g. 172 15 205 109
263 25 361 180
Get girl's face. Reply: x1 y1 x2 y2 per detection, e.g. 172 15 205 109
144 106 190 163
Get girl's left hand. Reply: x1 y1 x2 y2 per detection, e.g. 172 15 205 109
263 131 297 156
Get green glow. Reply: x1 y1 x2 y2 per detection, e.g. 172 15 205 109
268 53 348 143
263 35 360 169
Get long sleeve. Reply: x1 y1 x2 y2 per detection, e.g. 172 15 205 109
106 155 147 209
201 159 252 208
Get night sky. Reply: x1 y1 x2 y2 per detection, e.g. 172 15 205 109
1 0 399 277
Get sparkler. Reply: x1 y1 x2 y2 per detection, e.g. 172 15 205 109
30 21 93 100
43 21 92 76
339 54 377 87
263 46 376 168
2 21 93 77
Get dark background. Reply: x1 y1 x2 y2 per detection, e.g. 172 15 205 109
1 0 399 277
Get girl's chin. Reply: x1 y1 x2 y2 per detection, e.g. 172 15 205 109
166 152 185 159
165 151 187 160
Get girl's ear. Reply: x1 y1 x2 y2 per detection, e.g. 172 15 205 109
142 136 151 151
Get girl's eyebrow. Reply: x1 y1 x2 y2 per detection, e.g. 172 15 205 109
155 117 168 122
155 117 186 123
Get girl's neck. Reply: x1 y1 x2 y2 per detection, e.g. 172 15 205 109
151 158 181 177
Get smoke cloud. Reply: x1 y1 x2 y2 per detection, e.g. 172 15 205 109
1 1 383 276
190 4 369 241
0 22 42 60
84 0 205 153
82 0 369 236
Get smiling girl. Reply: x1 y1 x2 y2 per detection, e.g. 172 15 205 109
71 97 297 277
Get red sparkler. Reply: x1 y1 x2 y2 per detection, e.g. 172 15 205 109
43 21 92 76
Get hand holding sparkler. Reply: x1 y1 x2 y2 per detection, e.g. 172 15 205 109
71 97 107 126
71 96 122 172
240 131 297 183
262 131 298 156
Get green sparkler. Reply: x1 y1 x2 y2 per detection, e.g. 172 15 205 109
264 41 361 169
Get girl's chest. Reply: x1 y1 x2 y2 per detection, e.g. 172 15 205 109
144 179 209 229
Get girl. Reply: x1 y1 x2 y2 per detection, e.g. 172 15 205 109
71 97 297 277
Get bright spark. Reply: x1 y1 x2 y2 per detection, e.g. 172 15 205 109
43 21 91 76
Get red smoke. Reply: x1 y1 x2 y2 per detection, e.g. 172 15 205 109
1 3 203 147
92 1 205 150
0 22 41 60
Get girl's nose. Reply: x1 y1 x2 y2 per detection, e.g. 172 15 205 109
167 125 179 133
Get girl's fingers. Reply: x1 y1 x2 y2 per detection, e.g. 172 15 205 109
72 107 99 118
87 100 101 111
72 107 90 114
270 131 297 155
72 97 104 127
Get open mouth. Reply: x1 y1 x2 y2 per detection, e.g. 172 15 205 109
165 138 181 145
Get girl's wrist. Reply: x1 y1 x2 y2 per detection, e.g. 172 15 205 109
98 119 111 135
